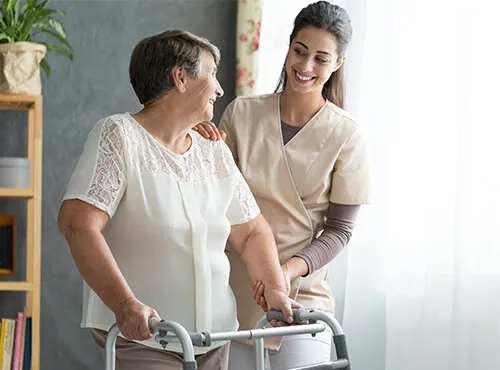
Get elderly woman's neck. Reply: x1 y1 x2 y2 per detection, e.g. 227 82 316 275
132 98 196 154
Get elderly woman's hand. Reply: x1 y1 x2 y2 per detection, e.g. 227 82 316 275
192 121 226 141
262 288 303 325
253 263 292 309
112 297 160 341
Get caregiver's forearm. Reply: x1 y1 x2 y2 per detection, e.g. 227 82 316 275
294 203 360 276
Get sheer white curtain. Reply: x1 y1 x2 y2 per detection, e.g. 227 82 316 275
257 1 500 369
345 0 500 369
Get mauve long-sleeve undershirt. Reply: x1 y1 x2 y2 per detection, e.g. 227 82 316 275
281 121 360 276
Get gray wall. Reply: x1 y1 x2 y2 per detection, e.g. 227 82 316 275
0 1 237 369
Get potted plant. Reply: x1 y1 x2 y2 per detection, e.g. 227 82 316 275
0 0 73 95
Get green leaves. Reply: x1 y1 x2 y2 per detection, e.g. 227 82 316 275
40 58 49 76
40 29 70 50
0 31 12 42
41 42 72 60
0 0 73 77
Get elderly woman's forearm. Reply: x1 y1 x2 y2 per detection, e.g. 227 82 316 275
62 225 135 312
239 228 287 293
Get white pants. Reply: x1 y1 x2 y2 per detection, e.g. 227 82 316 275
228 326 333 370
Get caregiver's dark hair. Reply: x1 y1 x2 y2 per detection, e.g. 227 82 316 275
275 1 353 108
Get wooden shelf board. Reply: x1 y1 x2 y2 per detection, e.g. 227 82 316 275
0 94 40 110
0 281 34 291
0 188 34 198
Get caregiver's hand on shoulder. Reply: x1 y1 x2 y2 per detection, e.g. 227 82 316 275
193 121 226 141
112 297 160 341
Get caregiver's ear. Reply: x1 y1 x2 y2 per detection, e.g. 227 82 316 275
333 55 347 72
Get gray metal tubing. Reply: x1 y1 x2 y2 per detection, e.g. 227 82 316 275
303 312 344 337
255 338 266 370
153 323 325 345
154 323 325 345
105 324 120 370
265 309 344 336
210 323 326 342
253 313 329 370
255 316 270 330
259 309 350 370
153 320 196 361
105 319 196 370
288 359 350 370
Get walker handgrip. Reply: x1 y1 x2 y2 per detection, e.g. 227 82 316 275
148 317 161 334
333 334 351 370
266 308 304 324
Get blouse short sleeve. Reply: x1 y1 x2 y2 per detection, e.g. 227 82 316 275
221 142 260 225
63 117 127 218
330 125 372 205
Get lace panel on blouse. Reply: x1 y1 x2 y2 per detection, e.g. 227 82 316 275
87 114 260 219
87 119 126 211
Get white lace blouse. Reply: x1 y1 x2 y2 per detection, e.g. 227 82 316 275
63 113 260 354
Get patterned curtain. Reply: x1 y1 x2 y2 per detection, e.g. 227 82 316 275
235 0 262 96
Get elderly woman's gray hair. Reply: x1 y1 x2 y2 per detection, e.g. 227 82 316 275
129 29 221 104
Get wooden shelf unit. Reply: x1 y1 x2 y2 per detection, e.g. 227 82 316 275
0 188 34 198
0 282 34 292
0 94 42 370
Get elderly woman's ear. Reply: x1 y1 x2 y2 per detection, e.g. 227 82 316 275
172 67 188 93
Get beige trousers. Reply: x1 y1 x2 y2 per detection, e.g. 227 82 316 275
91 329 230 370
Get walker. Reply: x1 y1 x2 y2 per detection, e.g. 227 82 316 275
105 308 351 370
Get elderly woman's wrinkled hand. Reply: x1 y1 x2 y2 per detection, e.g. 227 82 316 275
262 288 303 325
112 297 160 341
253 263 292 310
192 121 226 141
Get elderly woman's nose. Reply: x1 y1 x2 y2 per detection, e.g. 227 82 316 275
216 81 224 97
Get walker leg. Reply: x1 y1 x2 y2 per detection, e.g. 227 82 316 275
254 338 266 370
105 324 120 370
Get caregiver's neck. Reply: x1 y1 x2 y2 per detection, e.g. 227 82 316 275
280 88 326 128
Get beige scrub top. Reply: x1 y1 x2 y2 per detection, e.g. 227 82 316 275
219 93 372 350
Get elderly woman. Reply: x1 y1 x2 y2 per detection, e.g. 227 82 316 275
57 29 298 370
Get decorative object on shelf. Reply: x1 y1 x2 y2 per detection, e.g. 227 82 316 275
0 214 15 276
0 0 73 94
0 157 31 189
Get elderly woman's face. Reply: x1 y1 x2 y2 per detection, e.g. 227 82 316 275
185 51 224 122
